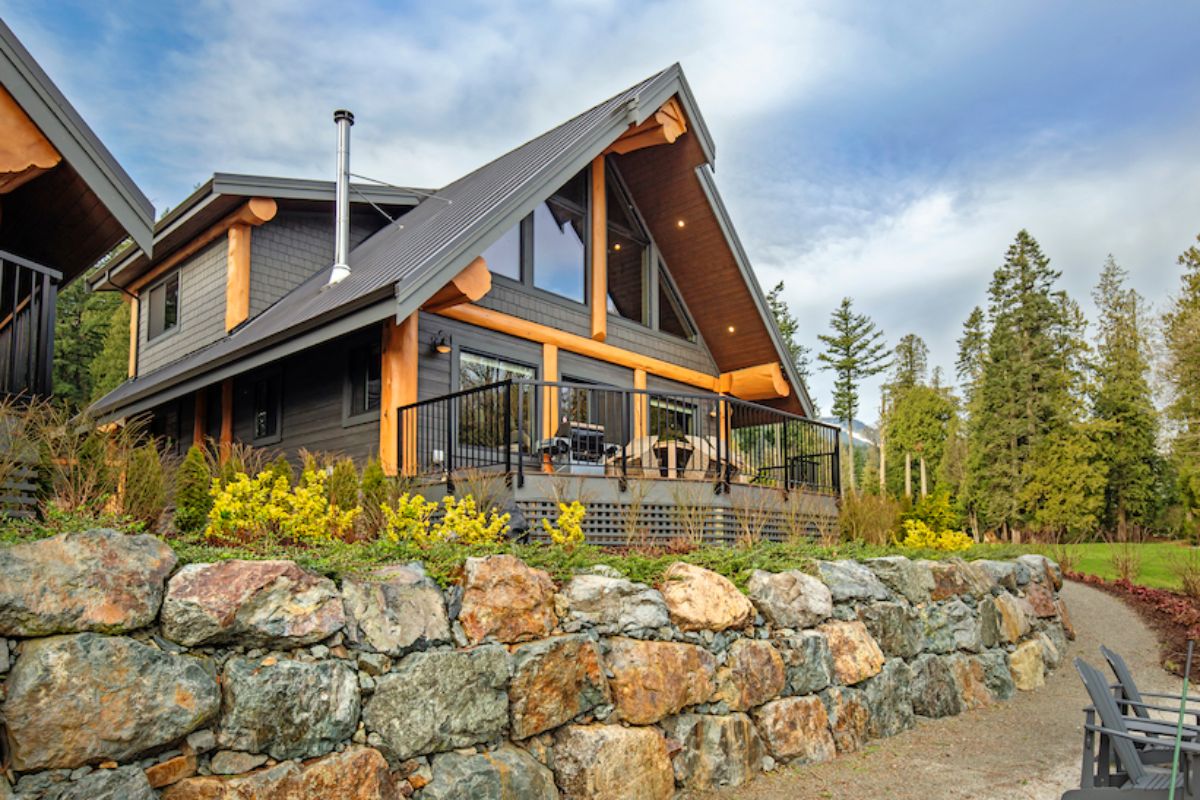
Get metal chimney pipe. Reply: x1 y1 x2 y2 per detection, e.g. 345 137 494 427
327 109 354 286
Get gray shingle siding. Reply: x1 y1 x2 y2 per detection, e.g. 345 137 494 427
137 238 227 375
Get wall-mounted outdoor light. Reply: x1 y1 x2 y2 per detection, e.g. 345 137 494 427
431 332 452 355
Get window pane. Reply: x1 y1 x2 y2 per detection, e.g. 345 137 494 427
458 352 535 450
148 283 164 339
658 267 695 340
163 274 179 331
253 376 279 440
532 202 585 302
606 229 646 323
480 223 520 281
349 346 381 414
460 352 534 388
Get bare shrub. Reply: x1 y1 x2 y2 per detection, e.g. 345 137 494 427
784 491 839 547
732 489 774 548
455 468 509 513
210 440 272 485
670 483 709 546
621 479 649 548
1174 547 1200 599
1109 540 1143 584
838 491 901 546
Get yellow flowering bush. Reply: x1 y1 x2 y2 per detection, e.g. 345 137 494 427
205 468 359 543
542 501 586 548
432 495 510 545
380 493 438 545
895 518 973 552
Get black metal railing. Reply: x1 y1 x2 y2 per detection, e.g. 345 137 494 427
0 250 60 398
399 380 840 495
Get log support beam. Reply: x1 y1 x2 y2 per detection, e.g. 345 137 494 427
380 313 419 476
421 257 492 312
589 155 606 341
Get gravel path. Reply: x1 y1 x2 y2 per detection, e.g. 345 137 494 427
695 580 1182 800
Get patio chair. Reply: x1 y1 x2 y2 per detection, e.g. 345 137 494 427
1066 658 1200 798
1103 646 1200 725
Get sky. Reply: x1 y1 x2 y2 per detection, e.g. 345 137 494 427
5 0 1200 420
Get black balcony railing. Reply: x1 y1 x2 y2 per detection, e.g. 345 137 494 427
399 380 840 495
0 250 60 398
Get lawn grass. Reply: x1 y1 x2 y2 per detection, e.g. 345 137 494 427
1035 540 1195 591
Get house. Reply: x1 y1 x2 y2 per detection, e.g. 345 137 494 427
0 19 154 396
89 65 840 542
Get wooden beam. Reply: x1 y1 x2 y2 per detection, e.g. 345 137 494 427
589 155 607 342
225 222 252 331
421 256 492 312
380 314 419 475
718 362 790 401
604 97 688 156
633 369 647 441
0 85 61 195
542 344 559 441
219 378 234 464
126 295 138 378
126 197 277 294
193 388 206 446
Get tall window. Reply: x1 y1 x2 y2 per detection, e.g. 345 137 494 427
480 223 521 281
605 170 649 324
252 372 281 443
458 352 535 449
532 200 586 303
346 343 381 420
147 272 179 340
657 267 696 341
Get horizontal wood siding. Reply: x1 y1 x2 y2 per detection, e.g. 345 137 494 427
138 239 227 375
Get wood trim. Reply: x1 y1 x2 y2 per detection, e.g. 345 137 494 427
421 256 492 312
381 314 419 475
225 222 252 331
219 378 234 463
718 362 790 400
633 368 647 440
193 388 206 446
604 97 688 156
0 85 62 195
126 197 277 294
589 155 606 341
127 295 138 378
542 344 559 443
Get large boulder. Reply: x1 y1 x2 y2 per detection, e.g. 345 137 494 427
659 562 754 632
0 529 176 636
752 696 836 764
715 638 786 711
364 646 509 760
861 658 915 738
218 656 360 760
342 563 450 656
1010 639 1046 691
161 560 344 648
818 620 885 685
820 686 872 753
559 574 669 634
48 766 157 800
4 633 218 771
910 654 963 718
857 601 924 659
162 746 396 800
746 569 832 629
776 631 835 696
553 724 674 800
662 713 765 791
975 560 1019 592
509 634 610 739
424 745 559 800
816 560 891 603
1024 581 1059 618
605 637 715 724
1018 554 1063 589
865 556 934 604
980 593 1032 647
976 650 1016 701
921 599 983 654
949 654 996 710
459 555 556 644
926 558 994 600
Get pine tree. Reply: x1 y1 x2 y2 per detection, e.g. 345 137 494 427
956 306 986 401
1164 234 1200 530
818 297 890 492
766 281 813 385
1090 257 1159 539
52 280 121 408
89 300 131 403
883 384 957 498
889 334 929 393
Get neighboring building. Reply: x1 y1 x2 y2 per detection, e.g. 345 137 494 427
90 65 840 541
0 19 154 396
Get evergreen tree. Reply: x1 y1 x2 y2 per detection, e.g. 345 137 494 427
1164 234 1200 531
1090 257 1159 539
52 280 121 408
818 297 890 492
89 300 131 403
889 333 929 393
766 281 813 385
883 384 957 498
956 306 986 400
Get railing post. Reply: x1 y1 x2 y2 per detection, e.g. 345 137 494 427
620 390 631 492
516 382 525 489
782 418 791 494
445 395 456 494
504 381 512 487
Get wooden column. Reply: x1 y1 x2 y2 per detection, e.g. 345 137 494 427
193 389 206 448
219 378 234 464
589 155 607 342
904 452 912 498
126 295 138 378
542 344 559 473
225 222 252 332
380 314 419 475
632 368 647 441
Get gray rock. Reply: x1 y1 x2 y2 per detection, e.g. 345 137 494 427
45 765 155 800
423 744 559 799
3 633 218 771
661 713 765 791
815 560 892 603
0 529 176 637
976 650 1016 701
776 631 834 696
218 656 360 760
1037 631 1063 670
559 574 669 634
910 654 964 718
746 570 833 629
209 749 269 775
921 599 983 654
975 560 1019 592
820 686 873 753
364 646 509 760
342 564 451 656
865 556 934 604
861 658 915 738
857 601 924 659
1017 554 1062 588
186 729 217 754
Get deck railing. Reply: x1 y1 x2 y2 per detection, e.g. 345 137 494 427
399 379 840 495
0 250 60 398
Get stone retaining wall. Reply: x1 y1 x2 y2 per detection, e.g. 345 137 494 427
0 530 1073 799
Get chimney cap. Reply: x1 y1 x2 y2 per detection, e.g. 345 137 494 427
334 109 355 125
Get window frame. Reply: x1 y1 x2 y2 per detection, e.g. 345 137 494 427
342 341 383 427
146 271 181 343
603 162 652 326
250 368 283 446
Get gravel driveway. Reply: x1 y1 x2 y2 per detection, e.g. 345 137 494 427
695 580 1183 800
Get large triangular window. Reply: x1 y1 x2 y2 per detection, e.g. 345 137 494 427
605 169 650 324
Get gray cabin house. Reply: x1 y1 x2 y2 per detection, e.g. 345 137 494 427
89 65 840 542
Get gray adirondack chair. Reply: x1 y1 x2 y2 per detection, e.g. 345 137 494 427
1103 646 1200 724
1066 658 1200 798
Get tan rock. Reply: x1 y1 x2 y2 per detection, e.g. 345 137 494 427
553 724 673 800
606 637 716 724
752 696 836 764
715 639 786 712
950 655 995 710
659 562 755 632
817 620 885 685
821 687 872 753
1058 598 1076 640
661 713 765 791
459 555 556 644
1024 581 1058 618
981 593 1032 646
1010 639 1046 691
162 746 396 800
145 753 199 789
509 634 611 739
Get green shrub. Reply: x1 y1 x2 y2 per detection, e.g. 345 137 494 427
267 454 295 488
839 492 901 545
359 458 388 536
123 443 167 527
329 458 360 511
174 445 213 533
